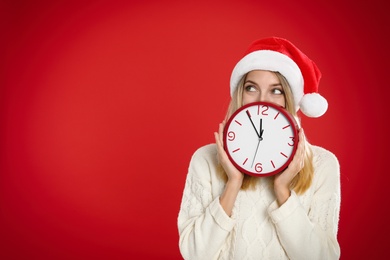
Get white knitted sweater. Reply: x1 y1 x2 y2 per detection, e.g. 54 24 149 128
178 144 340 260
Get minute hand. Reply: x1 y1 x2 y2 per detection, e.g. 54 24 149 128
246 110 260 138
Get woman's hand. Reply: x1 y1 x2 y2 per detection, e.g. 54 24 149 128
274 128 306 206
214 120 244 185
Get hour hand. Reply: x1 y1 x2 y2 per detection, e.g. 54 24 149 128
259 119 264 140
246 110 260 138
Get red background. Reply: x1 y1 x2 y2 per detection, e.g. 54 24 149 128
1 0 388 259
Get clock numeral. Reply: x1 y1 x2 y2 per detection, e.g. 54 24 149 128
227 131 236 141
243 158 248 165
288 136 295 146
270 160 276 168
257 105 269 116
255 163 263 173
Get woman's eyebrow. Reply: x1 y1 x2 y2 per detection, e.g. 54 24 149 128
245 80 281 87
244 80 258 85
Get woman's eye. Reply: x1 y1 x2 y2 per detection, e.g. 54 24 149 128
245 85 257 92
272 88 284 95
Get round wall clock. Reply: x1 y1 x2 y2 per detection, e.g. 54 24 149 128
223 101 299 177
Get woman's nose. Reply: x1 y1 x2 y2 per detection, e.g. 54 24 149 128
258 93 267 102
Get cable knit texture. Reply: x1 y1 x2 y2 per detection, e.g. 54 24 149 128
178 144 341 260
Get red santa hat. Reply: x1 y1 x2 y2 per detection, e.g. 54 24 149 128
230 37 327 117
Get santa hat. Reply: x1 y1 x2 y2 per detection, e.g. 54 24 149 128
230 37 327 117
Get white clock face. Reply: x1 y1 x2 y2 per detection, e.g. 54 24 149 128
224 101 299 177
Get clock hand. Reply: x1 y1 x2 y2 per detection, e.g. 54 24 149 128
251 119 265 167
246 110 260 138
251 137 262 168
250 127 265 168
259 118 264 140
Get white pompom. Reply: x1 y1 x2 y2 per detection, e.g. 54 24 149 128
299 93 328 117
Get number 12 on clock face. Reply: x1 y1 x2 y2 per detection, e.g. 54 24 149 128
223 101 299 177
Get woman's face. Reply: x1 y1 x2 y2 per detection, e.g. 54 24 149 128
242 70 286 107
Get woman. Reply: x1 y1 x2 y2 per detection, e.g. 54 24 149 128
178 37 341 260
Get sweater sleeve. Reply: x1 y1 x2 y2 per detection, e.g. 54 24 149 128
267 148 341 260
178 146 236 260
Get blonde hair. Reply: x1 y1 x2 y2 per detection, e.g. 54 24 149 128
219 71 314 194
